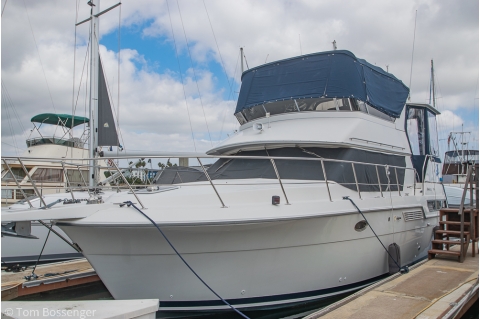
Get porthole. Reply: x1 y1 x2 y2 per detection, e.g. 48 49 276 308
355 220 368 232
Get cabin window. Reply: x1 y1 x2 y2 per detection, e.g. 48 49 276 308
406 108 425 155
236 98 395 124
427 111 439 156
66 169 88 185
31 168 63 182
238 97 355 123
2 167 27 182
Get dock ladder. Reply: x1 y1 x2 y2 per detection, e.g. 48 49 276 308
428 164 479 262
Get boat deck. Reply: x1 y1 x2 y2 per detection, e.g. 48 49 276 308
305 244 479 319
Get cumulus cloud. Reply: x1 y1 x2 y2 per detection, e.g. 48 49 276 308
1 0 478 157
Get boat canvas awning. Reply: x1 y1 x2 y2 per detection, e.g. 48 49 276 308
236 50 410 118
31 113 90 128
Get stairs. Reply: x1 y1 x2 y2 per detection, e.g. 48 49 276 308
428 164 479 263
428 209 475 262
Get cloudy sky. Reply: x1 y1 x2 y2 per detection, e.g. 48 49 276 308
1 0 478 162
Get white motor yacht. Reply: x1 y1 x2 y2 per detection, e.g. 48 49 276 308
3 48 446 313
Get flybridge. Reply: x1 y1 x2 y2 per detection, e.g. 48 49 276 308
235 50 409 121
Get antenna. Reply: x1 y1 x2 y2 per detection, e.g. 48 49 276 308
430 59 436 108
332 40 337 50
386 65 389 72
408 10 418 101
265 54 269 64
240 47 244 74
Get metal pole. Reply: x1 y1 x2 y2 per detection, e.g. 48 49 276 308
458 164 473 262
321 159 332 202
375 165 383 197
110 159 146 209
421 155 430 195
240 47 244 75
2 159 33 208
394 167 401 196
77 166 93 197
197 158 227 208
88 0 100 188
61 162 76 201
17 158 47 207
270 158 290 205
352 163 361 199
37 220 82 252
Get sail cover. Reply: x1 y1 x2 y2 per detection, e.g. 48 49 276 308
235 50 409 118
98 58 119 146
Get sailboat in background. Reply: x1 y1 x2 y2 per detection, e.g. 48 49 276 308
1 2 123 263
427 59 479 208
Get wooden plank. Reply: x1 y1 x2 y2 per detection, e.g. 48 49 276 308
17 274 100 297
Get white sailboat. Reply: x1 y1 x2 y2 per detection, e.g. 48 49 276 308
1 0 447 315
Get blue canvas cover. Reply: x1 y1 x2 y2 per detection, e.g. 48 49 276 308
235 50 409 118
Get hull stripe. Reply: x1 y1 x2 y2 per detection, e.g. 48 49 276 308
159 273 388 308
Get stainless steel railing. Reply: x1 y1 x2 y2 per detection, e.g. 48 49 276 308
2 154 427 209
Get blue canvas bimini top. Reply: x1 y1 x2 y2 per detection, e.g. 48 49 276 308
235 50 409 118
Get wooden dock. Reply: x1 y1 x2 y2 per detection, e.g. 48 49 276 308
304 244 478 319
1 258 99 301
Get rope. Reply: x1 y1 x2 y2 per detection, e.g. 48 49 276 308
1 0 7 16
25 227 52 281
122 201 250 319
218 49 240 140
166 0 197 151
176 0 213 147
343 196 408 274
22 0 56 113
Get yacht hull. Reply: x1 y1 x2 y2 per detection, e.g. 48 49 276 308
59 206 436 311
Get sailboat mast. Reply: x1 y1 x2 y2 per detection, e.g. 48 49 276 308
88 0 100 187
430 59 436 109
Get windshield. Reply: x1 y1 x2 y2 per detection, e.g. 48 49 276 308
235 98 394 124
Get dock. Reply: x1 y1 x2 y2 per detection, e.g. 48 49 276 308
304 244 478 319
1 259 99 301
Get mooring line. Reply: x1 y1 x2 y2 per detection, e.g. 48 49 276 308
123 201 250 319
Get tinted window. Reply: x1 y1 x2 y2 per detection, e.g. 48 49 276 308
31 168 63 182
235 98 353 124
407 108 425 155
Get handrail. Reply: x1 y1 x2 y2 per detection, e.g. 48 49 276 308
352 163 361 199
458 164 473 262
2 154 426 208
2 159 33 208
109 159 146 209
1 154 415 171
17 158 47 208
197 158 227 208
320 159 332 202
270 158 290 205
421 154 436 194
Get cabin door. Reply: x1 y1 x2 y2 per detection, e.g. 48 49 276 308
406 106 441 183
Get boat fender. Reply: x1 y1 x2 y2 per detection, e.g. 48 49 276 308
388 243 401 275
